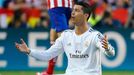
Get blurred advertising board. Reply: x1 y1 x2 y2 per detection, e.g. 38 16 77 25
0 28 134 70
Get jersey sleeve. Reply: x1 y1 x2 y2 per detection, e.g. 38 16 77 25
94 32 115 56
29 32 65 61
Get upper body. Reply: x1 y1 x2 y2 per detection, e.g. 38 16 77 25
15 2 115 75
29 28 115 75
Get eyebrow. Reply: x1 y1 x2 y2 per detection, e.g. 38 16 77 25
73 7 81 11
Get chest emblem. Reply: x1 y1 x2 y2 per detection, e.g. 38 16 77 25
85 41 90 47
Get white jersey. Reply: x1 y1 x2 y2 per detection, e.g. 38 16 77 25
29 27 115 75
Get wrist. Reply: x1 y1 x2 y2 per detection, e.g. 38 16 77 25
105 48 109 51
105 45 110 51
26 48 31 54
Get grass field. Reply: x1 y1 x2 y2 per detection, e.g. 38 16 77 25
0 71 134 75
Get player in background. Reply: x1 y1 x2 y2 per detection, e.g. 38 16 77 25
15 1 115 75
41 0 74 75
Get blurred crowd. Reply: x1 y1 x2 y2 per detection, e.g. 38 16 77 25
0 0 49 29
87 0 134 29
0 0 134 29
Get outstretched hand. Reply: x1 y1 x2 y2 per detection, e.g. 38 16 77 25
15 39 30 54
101 35 108 50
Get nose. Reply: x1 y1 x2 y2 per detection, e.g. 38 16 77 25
71 11 75 17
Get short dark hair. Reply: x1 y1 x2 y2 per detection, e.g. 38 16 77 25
75 1 97 20
75 1 91 15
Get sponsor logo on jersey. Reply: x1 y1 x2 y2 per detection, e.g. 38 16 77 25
69 50 89 58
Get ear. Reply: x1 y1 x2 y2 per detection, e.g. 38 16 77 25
84 13 89 19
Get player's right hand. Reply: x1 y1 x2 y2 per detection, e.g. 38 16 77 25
15 39 30 54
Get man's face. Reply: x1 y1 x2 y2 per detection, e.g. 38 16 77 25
70 5 87 26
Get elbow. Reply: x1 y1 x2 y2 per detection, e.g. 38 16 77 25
31 53 51 61
29 49 52 61
37 57 50 61
32 56 50 61
37 54 55 61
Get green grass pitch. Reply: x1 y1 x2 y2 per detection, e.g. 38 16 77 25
0 71 134 75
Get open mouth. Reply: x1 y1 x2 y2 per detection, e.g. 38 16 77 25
71 16 75 20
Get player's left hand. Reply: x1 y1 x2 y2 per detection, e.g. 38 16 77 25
101 35 108 50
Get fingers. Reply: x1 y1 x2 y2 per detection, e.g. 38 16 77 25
102 44 108 49
15 42 20 49
104 35 107 39
103 35 107 41
15 38 25 49
102 41 108 49
102 42 107 46
20 38 25 44
101 35 108 49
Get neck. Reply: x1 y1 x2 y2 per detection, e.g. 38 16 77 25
75 22 89 35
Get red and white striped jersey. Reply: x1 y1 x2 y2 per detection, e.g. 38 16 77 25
47 0 73 9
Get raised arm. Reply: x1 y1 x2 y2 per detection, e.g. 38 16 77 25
15 33 64 61
95 32 115 56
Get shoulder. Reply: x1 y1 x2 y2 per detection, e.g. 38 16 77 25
88 28 99 35
92 30 104 40
64 29 73 32
60 29 74 37
58 29 73 42
89 28 104 39
62 29 74 35
89 28 100 35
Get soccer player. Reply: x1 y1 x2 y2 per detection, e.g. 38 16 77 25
44 0 73 75
15 1 115 75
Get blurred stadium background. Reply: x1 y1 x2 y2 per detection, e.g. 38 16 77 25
0 0 134 75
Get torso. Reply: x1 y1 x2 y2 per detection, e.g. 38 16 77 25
62 28 102 75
